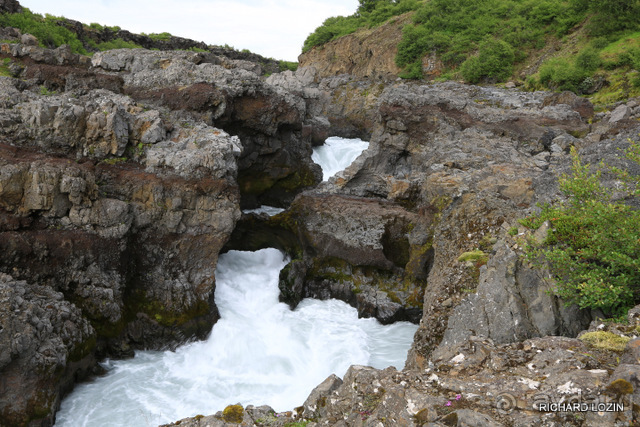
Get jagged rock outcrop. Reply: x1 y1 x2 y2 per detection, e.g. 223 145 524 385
431 232 591 363
89 49 321 207
273 192 432 323
267 75 599 359
0 0 21 14
0 273 95 426
298 13 412 81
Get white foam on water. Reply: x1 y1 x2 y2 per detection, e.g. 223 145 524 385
312 136 369 181
55 249 417 427
241 206 285 216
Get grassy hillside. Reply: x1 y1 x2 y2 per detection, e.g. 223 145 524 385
304 0 640 103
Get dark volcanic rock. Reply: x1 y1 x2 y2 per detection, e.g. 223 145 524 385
0 42 258 425
91 49 321 207
0 0 21 14
0 273 95 426
273 192 432 323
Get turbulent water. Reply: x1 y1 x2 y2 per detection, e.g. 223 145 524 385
312 136 369 181
242 206 285 216
56 250 417 426
55 137 415 427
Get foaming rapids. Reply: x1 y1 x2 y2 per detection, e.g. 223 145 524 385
312 136 369 181
55 249 417 427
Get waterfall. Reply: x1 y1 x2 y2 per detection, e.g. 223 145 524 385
311 136 369 181
55 249 417 426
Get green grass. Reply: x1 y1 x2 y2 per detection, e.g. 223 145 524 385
0 58 12 77
142 32 172 42
302 0 421 53
0 7 87 54
95 38 143 50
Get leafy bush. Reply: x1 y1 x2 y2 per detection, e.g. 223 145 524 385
576 0 640 36
521 141 640 316
575 47 602 72
460 39 515 83
538 58 589 93
395 0 584 79
278 60 298 72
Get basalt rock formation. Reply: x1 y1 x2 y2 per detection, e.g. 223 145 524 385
0 26 319 424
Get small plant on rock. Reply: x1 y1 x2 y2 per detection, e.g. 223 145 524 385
521 140 640 316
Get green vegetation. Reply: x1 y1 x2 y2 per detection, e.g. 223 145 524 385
0 7 86 54
457 250 489 264
304 0 640 98
302 0 421 53
579 331 631 352
222 404 244 423
88 22 121 32
142 32 172 41
0 58 12 77
521 140 640 316
38 85 56 96
93 38 143 51
397 0 584 80
100 157 128 165
279 60 299 72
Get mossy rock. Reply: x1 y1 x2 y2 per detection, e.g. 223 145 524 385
222 404 244 423
457 250 488 264
607 378 634 396
579 331 630 352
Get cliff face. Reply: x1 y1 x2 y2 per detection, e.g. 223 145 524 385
298 14 410 81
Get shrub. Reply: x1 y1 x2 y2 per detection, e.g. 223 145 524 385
145 32 172 42
585 0 640 36
521 142 640 316
575 47 602 72
460 39 514 83
278 60 298 72
538 58 588 93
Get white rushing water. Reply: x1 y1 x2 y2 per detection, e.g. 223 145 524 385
241 206 285 216
312 136 369 181
56 249 417 427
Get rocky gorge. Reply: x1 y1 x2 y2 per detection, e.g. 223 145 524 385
1 0 640 426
